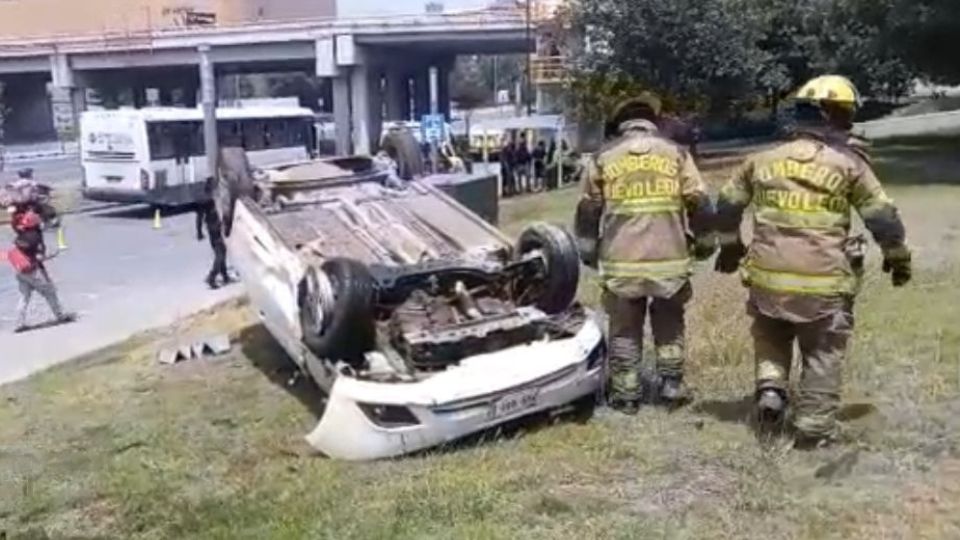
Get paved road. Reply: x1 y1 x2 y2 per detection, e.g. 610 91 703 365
0 205 242 385
0 155 82 186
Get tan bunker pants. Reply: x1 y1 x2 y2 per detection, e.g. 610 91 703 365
603 284 691 402
752 305 853 439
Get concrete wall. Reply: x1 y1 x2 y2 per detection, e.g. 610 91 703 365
0 0 214 37
220 0 336 22
0 0 335 38
337 0 487 17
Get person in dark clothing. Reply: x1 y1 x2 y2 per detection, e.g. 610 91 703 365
196 179 231 289
500 140 516 197
533 140 547 191
515 137 531 193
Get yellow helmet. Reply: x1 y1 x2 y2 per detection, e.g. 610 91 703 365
794 75 862 111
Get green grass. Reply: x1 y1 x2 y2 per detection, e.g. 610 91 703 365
3 141 960 539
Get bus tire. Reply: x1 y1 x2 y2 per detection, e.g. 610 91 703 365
381 130 424 180
300 258 377 366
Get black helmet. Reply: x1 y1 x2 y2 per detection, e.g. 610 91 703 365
606 92 663 138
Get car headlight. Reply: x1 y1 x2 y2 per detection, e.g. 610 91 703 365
357 403 421 428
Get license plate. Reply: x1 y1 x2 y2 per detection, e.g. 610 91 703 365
489 388 539 420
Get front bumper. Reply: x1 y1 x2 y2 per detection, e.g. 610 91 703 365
306 316 605 461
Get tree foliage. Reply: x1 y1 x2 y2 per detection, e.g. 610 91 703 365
570 0 767 117
450 56 490 112
892 0 960 84
568 0 921 118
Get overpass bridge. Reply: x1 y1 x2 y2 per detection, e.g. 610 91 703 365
0 9 531 154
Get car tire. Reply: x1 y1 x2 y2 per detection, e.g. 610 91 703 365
300 258 377 365
517 223 581 314
381 130 425 180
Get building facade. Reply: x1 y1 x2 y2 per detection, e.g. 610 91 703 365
0 0 337 38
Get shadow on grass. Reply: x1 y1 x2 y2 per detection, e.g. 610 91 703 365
692 394 755 425
237 324 327 419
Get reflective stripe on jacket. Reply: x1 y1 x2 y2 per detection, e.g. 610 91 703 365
580 119 710 299
716 127 908 320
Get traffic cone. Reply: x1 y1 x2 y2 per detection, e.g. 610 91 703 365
153 208 162 230
57 226 68 250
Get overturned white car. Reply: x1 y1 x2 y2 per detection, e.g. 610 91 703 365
218 147 604 461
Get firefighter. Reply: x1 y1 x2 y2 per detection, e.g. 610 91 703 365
575 93 715 412
714 75 912 448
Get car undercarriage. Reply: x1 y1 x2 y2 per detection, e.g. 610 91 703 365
218 138 604 460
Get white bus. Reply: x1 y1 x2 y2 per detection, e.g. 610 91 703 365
80 106 316 206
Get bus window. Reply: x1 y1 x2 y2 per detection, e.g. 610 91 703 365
148 121 195 160
240 119 268 151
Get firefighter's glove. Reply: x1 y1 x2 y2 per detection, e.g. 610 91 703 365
691 234 717 261
882 248 912 287
715 241 747 274
578 238 599 269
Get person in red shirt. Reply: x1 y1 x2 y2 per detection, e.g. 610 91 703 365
5 204 74 333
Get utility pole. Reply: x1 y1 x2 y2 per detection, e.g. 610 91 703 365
525 0 533 116
429 66 440 173
198 45 218 186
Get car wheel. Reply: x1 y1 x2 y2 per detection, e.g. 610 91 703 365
517 223 581 314
381 130 425 180
299 258 377 366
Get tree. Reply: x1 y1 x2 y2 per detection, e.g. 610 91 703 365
569 0 917 125
450 56 491 138
751 0 913 110
569 0 769 119
892 0 960 84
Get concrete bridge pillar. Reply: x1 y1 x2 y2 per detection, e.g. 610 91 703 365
331 75 351 155
49 53 86 141
437 59 453 121
350 66 372 155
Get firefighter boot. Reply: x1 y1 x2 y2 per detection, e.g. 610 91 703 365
659 376 685 404
757 387 787 427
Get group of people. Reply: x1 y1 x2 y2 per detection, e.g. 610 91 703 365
500 137 570 197
575 75 912 449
